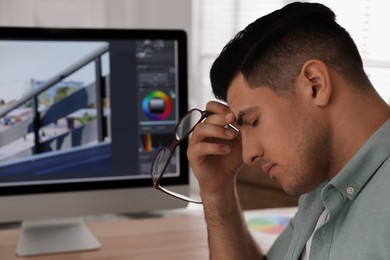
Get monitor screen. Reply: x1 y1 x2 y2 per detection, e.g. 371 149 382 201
0 27 188 194
0 27 189 256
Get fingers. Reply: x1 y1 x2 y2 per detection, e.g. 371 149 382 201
204 101 237 127
192 121 238 143
189 139 232 158
187 126 237 166
187 101 243 178
188 101 239 158
205 101 230 114
193 101 237 142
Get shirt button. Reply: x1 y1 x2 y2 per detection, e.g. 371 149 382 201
346 186 355 195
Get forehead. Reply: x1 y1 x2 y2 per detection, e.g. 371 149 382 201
226 74 263 115
226 74 291 118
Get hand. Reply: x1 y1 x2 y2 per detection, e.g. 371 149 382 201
187 101 243 197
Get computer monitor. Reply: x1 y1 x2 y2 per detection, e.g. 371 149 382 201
0 27 189 256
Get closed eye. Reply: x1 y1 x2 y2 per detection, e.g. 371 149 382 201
251 119 259 128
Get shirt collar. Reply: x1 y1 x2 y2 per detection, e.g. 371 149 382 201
329 119 390 200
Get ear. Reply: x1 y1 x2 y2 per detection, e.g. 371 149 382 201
295 59 332 107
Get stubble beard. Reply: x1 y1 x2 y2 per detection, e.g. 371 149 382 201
281 111 332 197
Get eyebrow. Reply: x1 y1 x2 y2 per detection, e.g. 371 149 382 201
236 107 257 126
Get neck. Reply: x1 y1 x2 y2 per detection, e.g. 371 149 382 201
328 88 390 179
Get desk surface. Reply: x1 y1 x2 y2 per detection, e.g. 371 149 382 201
0 207 297 260
0 211 209 260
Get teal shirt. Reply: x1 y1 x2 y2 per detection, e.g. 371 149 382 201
267 119 390 260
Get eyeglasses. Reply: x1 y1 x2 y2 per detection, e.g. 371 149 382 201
150 108 211 204
151 108 239 204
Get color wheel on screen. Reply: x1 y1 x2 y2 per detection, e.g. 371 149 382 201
246 216 290 235
142 90 172 120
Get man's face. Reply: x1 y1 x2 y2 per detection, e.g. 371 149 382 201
227 74 330 196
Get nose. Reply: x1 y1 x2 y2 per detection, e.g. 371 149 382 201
241 133 262 165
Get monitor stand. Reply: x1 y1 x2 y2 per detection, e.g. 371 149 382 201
16 218 101 256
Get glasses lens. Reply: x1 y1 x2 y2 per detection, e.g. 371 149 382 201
175 110 203 140
151 147 171 182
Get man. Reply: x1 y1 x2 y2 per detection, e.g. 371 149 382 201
187 2 390 259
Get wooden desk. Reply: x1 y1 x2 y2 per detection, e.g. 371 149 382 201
0 207 297 259
0 212 209 260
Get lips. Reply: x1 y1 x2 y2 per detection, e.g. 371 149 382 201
261 163 275 178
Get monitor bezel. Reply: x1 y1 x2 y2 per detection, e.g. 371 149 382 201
0 26 189 196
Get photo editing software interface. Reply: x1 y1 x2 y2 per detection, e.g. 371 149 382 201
0 35 184 190
137 40 180 178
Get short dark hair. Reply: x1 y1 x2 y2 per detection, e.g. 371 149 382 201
210 2 371 101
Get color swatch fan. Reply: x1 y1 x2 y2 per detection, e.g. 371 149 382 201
246 215 290 234
244 207 297 254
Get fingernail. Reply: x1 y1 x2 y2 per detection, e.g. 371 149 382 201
222 145 231 152
225 112 234 121
225 129 237 137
